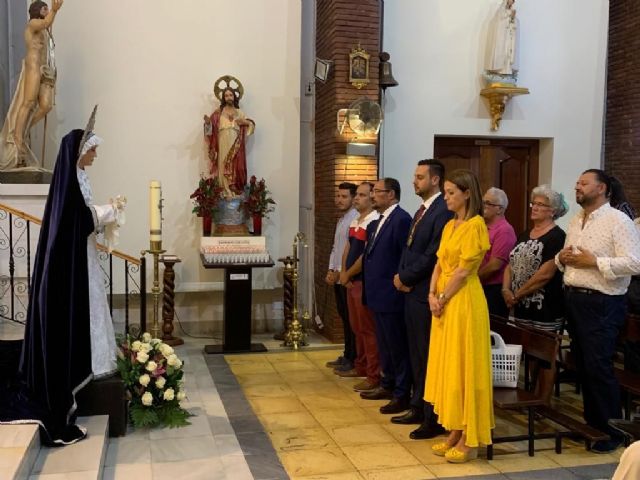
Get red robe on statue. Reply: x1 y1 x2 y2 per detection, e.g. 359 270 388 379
205 109 255 195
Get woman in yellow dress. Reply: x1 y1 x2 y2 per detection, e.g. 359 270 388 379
425 169 494 463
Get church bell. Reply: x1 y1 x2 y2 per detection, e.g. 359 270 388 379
379 52 399 90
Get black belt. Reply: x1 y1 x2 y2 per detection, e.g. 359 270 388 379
564 286 601 295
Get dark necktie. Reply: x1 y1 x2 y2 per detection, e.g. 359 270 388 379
366 214 384 254
407 205 426 247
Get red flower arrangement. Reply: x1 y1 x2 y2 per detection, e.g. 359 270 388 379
242 176 276 219
190 176 224 217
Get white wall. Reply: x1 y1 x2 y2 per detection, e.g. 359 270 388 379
45 0 301 290
382 0 609 225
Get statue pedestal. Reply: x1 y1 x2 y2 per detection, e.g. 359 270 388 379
0 183 49 219
480 85 530 131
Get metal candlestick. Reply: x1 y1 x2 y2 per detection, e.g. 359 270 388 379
145 241 166 339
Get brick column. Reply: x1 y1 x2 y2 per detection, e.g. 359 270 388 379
604 0 640 209
314 1 380 342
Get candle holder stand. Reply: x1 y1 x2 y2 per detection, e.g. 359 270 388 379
144 240 166 339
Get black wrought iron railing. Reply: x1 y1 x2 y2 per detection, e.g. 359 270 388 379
0 203 146 336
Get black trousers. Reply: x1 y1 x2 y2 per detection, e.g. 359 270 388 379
565 290 625 437
404 295 437 423
334 284 356 363
483 283 509 319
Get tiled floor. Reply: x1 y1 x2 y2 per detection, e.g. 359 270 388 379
215 346 623 480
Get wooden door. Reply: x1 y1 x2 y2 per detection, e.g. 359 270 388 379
433 137 539 234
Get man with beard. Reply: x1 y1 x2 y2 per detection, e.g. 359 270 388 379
556 169 640 453
393 160 452 439
360 178 412 414
1 0 63 169
203 87 255 196
325 183 359 373
339 182 380 388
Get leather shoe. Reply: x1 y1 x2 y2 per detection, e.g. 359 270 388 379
379 397 410 414
409 423 446 440
335 368 364 378
591 438 622 454
360 386 393 400
325 356 344 368
391 408 424 425
609 418 640 442
353 380 378 392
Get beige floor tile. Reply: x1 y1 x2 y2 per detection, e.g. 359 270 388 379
274 361 322 373
488 451 560 473
540 446 621 467
234 372 285 386
360 465 436 480
242 383 296 399
299 393 359 412
269 427 338 452
341 443 420 471
303 349 342 361
361 406 392 424
265 352 312 363
248 396 307 415
427 460 502 478
292 472 364 480
311 408 372 428
280 447 356 477
327 424 397 447
290 382 349 397
228 362 276 375
102 463 153 480
29 471 100 479
223 353 269 364
279 370 329 384
401 440 450 465
258 411 321 431
380 423 423 443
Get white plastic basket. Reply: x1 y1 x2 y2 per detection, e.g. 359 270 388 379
490 331 523 388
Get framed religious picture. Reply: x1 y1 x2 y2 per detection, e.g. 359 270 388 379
349 45 370 89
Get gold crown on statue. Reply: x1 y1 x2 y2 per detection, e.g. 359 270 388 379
214 75 244 102
79 104 98 155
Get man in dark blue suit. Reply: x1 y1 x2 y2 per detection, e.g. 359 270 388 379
393 160 452 439
361 178 413 414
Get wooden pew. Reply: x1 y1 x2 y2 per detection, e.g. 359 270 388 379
487 316 609 459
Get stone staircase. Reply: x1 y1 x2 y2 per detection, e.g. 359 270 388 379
0 416 109 479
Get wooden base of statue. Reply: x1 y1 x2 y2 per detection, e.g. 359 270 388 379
480 85 529 131
213 224 249 236
160 255 184 346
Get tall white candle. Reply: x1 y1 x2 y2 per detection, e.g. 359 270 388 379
149 181 162 243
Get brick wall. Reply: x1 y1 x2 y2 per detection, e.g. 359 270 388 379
604 0 640 212
315 0 380 342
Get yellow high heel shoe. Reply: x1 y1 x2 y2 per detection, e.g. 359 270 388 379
431 442 453 457
445 447 478 463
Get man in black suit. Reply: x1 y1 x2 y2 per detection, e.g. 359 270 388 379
361 178 413 414
393 160 452 439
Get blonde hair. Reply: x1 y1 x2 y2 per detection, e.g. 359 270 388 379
446 169 483 220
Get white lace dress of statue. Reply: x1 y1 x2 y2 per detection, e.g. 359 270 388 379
76 160 119 377
486 0 520 84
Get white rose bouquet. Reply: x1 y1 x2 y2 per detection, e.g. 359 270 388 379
117 333 191 428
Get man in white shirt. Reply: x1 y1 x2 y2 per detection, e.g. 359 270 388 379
325 183 359 371
556 169 640 453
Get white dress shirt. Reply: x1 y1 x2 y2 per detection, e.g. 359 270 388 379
556 203 640 295
373 203 399 237
329 208 358 272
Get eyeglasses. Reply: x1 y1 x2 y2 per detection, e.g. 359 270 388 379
372 189 390 194
482 201 503 208
529 201 551 208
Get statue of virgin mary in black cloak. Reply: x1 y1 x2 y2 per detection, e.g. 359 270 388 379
0 109 122 445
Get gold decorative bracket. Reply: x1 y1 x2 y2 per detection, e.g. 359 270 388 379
480 85 530 131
